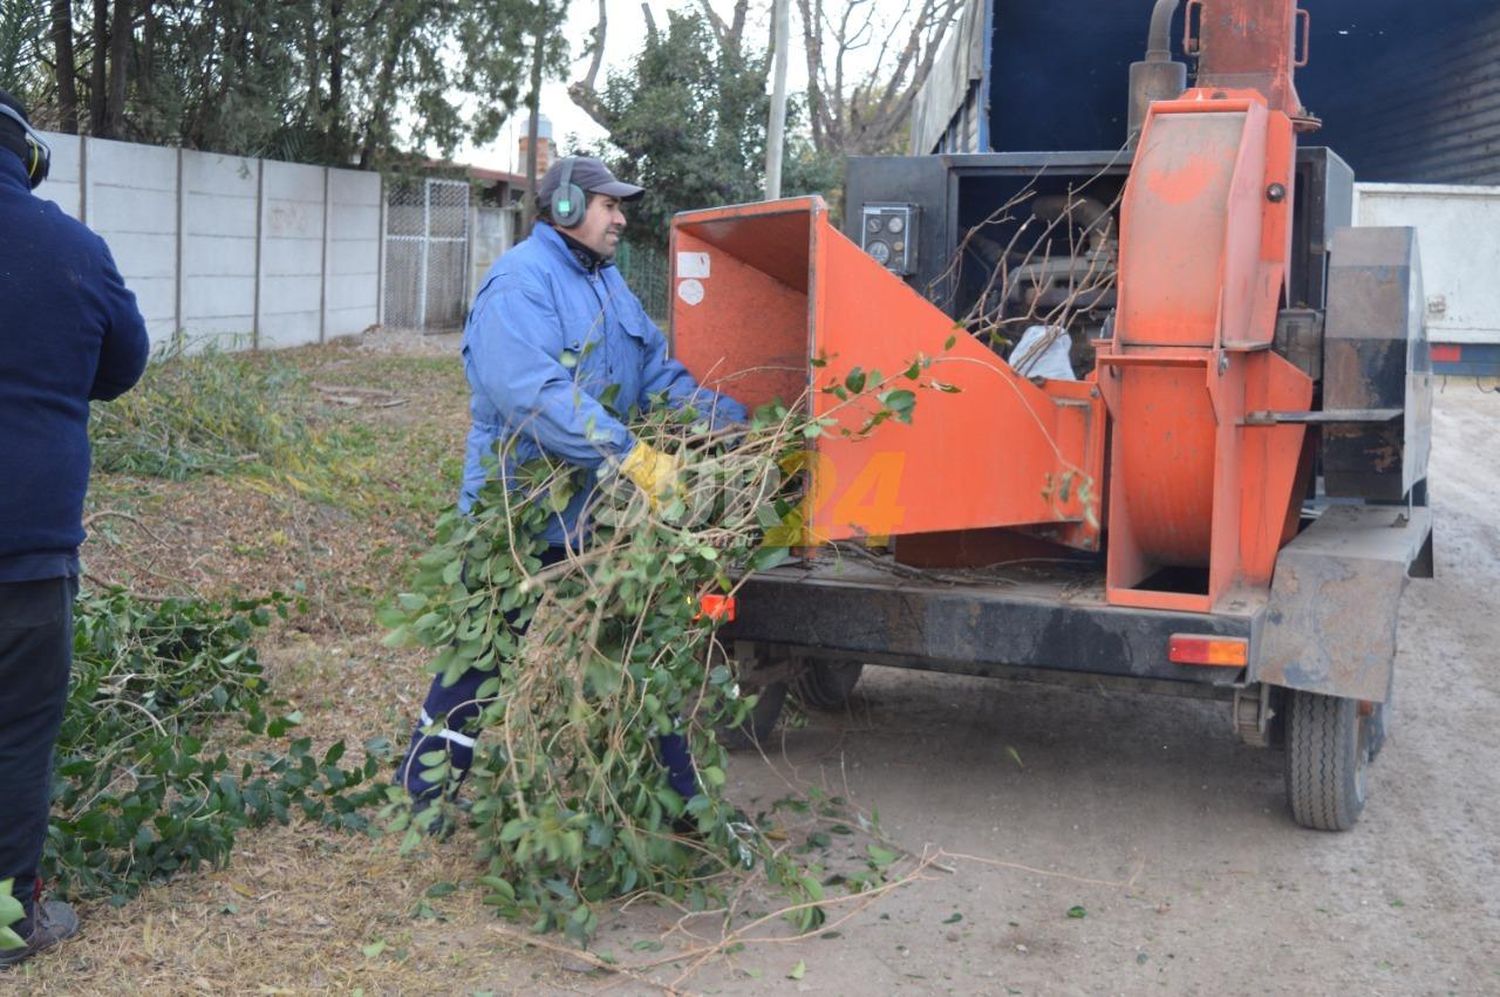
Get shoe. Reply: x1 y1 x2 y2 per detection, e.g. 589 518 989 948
0 899 79 969
410 800 459 840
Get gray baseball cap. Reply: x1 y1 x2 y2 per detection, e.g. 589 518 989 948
538 156 645 203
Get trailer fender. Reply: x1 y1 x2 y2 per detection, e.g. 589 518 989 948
1255 504 1432 702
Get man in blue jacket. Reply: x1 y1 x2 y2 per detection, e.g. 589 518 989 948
398 156 745 813
0 90 149 968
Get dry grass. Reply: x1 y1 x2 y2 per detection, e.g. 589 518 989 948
15 329 914 995
9 825 575 995
12 330 604 994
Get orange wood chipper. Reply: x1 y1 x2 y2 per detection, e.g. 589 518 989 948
670 0 1434 830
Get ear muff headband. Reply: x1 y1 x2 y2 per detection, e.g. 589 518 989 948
0 103 50 190
550 157 586 228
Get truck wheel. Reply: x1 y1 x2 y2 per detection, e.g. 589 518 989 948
1284 690 1370 831
794 660 865 711
720 680 787 751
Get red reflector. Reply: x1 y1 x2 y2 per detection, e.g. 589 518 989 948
697 594 736 622
1169 634 1248 667
1431 343 1461 363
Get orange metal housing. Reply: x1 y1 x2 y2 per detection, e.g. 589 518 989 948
669 197 1104 551
1097 87 1311 613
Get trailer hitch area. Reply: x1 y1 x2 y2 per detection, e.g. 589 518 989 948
731 641 799 687
1233 683 1278 748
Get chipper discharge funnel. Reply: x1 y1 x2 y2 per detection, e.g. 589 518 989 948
669 196 1104 553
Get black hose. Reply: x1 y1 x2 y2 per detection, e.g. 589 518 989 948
1147 0 1182 61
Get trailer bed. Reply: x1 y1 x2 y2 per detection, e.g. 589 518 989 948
726 551 1262 689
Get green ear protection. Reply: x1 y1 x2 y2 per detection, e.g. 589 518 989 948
549 157 586 228
0 103 50 190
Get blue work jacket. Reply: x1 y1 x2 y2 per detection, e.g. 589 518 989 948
460 222 745 545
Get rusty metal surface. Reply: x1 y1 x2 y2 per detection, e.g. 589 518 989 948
1322 226 1432 500
1255 504 1432 701
1273 307 1323 379
1194 0 1309 123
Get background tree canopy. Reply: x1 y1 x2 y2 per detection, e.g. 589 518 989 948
569 4 839 252
0 0 566 169
0 0 959 240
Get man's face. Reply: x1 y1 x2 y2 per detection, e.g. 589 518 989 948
570 193 627 258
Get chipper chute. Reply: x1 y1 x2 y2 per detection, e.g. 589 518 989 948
669 196 1104 554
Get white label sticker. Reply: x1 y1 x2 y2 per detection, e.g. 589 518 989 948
676 251 711 279
677 278 706 306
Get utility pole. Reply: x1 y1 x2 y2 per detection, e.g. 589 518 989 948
764 0 791 199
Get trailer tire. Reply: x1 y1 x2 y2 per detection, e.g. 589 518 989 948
720 680 787 752
794 660 865 711
1284 690 1370 831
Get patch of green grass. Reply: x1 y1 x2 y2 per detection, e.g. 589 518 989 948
93 345 343 479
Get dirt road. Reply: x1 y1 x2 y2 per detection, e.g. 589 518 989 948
605 385 1500 995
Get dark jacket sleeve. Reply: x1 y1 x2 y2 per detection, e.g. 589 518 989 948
88 237 149 402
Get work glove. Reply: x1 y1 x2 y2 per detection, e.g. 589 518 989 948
619 441 683 510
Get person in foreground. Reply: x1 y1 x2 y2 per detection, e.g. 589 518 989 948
396 156 746 819
0 89 150 969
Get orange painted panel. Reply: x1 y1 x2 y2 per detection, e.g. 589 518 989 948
810 228 1101 542
1237 351 1312 583
1117 110 1246 347
670 228 809 411
1103 91 1306 613
669 198 1105 549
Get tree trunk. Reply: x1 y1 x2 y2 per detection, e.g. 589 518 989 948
304 3 320 124
51 0 78 133
357 3 420 169
138 0 154 134
105 0 131 138
89 0 109 135
521 1 550 237
324 0 345 159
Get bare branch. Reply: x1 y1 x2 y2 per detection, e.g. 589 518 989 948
728 0 749 46
695 0 728 44
802 0 967 156
575 0 607 95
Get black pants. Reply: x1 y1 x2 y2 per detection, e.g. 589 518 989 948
0 577 76 927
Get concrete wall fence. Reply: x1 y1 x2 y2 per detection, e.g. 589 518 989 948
37 131 383 352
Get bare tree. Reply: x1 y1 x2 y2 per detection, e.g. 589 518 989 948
104 0 130 137
797 0 965 156
88 0 107 134
50 0 78 132
569 0 756 143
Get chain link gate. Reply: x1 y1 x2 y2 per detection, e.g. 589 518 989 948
384 178 471 331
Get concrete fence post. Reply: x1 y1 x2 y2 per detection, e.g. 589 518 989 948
252 158 265 350
320 166 332 343
78 136 88 224
377 177 387 329
173 147 185 350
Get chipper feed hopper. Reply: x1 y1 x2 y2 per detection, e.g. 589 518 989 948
670 0 1433 830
